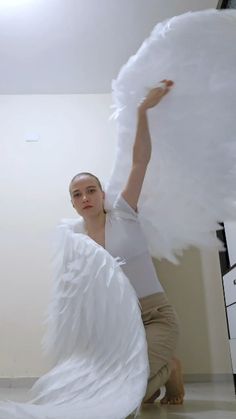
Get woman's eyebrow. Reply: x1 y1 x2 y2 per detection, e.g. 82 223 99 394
72 185 96 193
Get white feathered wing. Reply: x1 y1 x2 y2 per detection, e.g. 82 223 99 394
0 221 149 419
106 9 236 263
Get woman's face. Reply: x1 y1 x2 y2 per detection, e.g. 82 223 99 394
70 175 105 218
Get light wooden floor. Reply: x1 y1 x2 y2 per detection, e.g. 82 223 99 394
140 381 236 418
0 381 235 418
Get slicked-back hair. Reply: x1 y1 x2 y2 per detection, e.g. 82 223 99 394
69 172 103 195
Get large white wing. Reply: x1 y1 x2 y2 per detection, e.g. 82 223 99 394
105 9 236 263
0 222 149 419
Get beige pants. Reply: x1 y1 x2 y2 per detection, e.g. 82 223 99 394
139 292 179 402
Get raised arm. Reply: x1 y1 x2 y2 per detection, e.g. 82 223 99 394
122 80 174 211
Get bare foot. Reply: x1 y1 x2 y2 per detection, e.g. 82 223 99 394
160 357 185 405
143 388 161 404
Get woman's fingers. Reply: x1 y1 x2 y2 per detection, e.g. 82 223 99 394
139 80 174 110
160 79 174 88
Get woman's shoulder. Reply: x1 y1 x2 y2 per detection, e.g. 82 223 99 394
108 194 139 222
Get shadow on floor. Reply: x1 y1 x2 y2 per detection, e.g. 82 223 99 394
139 399 236 419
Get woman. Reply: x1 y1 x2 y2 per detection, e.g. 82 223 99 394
69 79 184 404
0 81 183 419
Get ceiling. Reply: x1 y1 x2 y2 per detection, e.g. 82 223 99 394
0 0 219 94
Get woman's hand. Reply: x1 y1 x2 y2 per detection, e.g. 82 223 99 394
139 80 174 112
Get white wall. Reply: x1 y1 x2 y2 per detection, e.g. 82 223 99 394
224 221 236 267
0 94 232 378
0 94 116 377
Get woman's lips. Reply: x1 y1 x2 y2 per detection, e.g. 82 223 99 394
83 205 93 209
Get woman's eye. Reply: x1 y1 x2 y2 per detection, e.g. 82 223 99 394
74 193 81 198
88 189 96 193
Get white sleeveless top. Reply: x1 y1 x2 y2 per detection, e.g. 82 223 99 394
105 194 163 298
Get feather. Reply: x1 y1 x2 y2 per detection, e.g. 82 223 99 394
106 9 236 263
0 225 149 419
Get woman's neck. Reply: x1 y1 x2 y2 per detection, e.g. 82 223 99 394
84 211 106 235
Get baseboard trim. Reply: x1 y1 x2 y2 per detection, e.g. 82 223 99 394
0 374 234 388
184 373 234 383
0 377 37 388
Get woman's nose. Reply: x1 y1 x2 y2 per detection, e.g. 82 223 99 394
82 194 88 202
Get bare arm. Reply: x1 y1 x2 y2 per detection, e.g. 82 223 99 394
122 80 174 210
